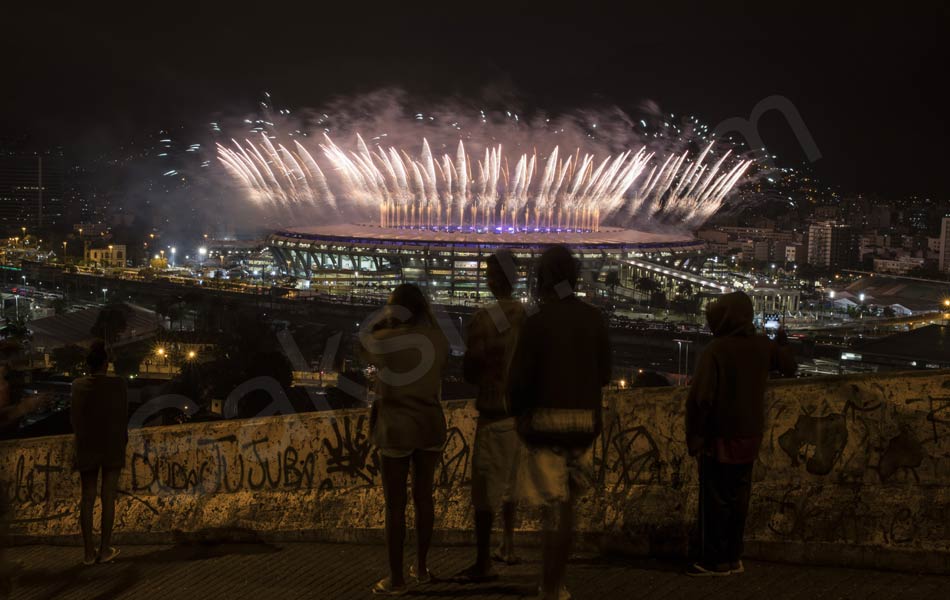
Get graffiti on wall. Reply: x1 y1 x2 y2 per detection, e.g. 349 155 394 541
3 373 950 553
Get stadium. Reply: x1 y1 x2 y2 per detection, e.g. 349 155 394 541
268 223 724 306
222 132 750 305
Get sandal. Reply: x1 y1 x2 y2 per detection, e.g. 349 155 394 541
409 565 432 584
537 584 573 600
493 549 522 565
371 576 407 596
98 547 121 564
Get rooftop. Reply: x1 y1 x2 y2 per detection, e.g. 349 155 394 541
273 223 703 251
854 324 950 367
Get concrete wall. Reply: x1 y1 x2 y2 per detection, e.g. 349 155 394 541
3 370 950 572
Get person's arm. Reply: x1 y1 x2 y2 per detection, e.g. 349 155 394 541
507 318 538 417
119 378 129 444
685 348 717 456
596 311 612 387
70 381 84 435
770 327 798 377
462 312 485 385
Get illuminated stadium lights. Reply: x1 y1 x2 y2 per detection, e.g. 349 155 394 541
268 223 716 305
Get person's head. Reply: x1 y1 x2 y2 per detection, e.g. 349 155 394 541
705 291 755 337
536 245 578 300
387 283 434 326
486 250 517 300
86 340 109 374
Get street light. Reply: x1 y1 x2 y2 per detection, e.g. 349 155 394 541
101 288 108 302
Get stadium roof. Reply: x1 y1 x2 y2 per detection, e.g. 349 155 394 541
844 276 950 313
28 304 160 350
853 324 950 368
274 223 702 251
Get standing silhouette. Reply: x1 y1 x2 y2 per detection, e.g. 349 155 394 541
364 284 449 596
1 364 45 592
461 251 526 580
509 245 612 600
685 291 796 576
70 340 128 566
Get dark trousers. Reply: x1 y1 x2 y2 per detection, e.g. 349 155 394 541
699 455 753 567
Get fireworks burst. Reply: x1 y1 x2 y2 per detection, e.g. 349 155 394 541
218 131 751 232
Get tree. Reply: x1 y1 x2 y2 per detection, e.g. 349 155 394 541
51 345 86 376
114 345 148 377
635 277 660 307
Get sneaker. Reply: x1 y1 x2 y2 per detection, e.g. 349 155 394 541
371 576 407 596
686 562 731 577
409 564 432 584
730 560 745 574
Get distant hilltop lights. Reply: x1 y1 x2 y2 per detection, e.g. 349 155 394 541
218 133 752 232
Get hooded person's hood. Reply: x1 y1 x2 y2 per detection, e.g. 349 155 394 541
705 291 756 337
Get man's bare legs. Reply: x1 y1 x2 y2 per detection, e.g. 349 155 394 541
496 501 518 563
541 500 573 600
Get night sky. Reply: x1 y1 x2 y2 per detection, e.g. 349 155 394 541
3 2 948 197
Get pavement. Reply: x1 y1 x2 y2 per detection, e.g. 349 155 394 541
4 542 950 600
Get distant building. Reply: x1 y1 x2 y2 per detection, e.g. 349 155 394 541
807 221 857 269
739 239 770 263
940 217 950 274
784 243 801 263
814 205 841 220
868 205 892 229
873 256 925 275
697 229 729 244
86 244 127 267
748 287 801 317
0 154 64 232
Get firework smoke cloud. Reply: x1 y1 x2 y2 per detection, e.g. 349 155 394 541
216 90 753 233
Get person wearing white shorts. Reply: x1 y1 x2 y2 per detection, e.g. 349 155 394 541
461 250 526 580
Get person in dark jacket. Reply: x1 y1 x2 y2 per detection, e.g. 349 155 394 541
685 291 797 576
461 251 526 580
70 341 128 566
1 365 46 593
508 245 611 600
363 284 449 595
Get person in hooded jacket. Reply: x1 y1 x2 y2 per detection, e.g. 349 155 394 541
685 291 796 576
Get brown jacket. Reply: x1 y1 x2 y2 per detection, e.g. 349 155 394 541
366 323 449 451
686 292 797 455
